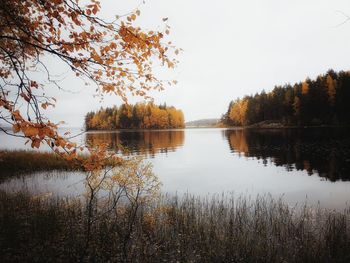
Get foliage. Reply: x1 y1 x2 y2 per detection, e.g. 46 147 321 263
222 70 350 126
0 0 179 162
85 102 185 130
79 156 161 262
1 192 349 263
0 4 181 259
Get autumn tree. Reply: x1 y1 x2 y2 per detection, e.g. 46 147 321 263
301 79 310 95
228 99 247 126
0 0 179 164
326 75 337 106
0 2 181 260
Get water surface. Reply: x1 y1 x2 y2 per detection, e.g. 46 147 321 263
1 128 350 209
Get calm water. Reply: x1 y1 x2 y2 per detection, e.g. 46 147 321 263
1 128 350 209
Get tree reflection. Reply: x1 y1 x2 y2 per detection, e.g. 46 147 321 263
224 128 350 181
86 130 185 157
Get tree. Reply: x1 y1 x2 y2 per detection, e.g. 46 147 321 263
0 3 179 260
301 79 310 95
293 96 301 118
0 0 179 162
228 98 248 126
326 75 337 106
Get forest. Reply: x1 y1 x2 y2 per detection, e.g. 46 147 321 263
221 70 350 126
85 102 185 130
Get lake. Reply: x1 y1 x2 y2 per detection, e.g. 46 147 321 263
1 128 350 209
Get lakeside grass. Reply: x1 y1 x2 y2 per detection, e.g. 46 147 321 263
0 150 81 180
0 191 349 263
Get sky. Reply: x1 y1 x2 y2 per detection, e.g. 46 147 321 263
42 0 350 127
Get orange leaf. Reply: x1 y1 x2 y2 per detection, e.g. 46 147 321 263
31 139 41 149
23 126 39 137
12 124 21 133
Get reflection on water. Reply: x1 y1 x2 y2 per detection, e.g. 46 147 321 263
86 130 185 157
0 171 86 197
1 128 350 209
224 128 350 182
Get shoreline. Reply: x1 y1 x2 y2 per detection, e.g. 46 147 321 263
85 123 350 131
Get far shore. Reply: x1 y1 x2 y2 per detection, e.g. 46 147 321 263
84 124 350 132
220 120 350 130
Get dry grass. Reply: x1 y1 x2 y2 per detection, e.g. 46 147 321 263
0 192 349 263
0 150 81 180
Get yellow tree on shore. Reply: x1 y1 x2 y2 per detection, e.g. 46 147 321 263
228 98 248 126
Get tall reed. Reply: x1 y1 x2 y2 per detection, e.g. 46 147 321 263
0 191 349 263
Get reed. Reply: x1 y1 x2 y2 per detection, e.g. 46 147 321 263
0 191 349 263
0 150 81 179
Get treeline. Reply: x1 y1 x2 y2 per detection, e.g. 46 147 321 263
222 70 350 126
85 102 185 130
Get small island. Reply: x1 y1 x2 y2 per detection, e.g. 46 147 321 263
85 102 185 130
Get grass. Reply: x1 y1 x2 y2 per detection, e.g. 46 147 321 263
0 150 82 179
0 191 349 263
0 150 125 180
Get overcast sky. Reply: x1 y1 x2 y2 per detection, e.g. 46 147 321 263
45 0 350 127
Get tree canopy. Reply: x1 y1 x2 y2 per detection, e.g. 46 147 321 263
85 102 184 130
0 0 179 161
